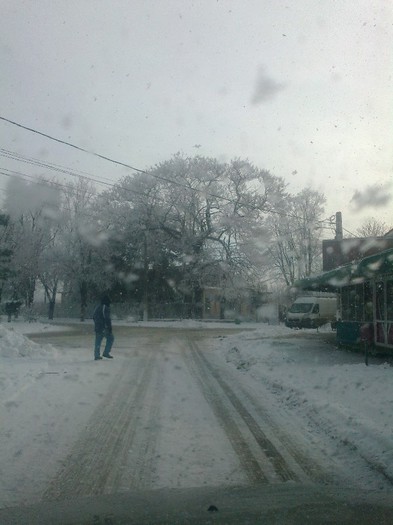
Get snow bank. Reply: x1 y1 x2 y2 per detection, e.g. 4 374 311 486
0 324 57 358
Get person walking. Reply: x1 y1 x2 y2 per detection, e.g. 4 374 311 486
93 294 114 360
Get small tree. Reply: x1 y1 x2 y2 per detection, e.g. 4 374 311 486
267 189 326 286
356 218 392 237
60 177 100 321
4 177 61 306
0 213 13 302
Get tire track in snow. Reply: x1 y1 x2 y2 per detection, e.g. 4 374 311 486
118 350 163 490
235 383 332 484
186 340 269 484
188 339 324 485
42 349 159 500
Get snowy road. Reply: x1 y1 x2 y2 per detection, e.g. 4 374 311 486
2 322 393 523
2 325 329 506
37 326 329 501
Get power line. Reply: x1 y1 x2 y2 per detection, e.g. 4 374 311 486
1 116 332 225
0 166 147 204
0 149 304 222
1 142 277 216
0 117 253 209
0 149 116 191
0 122 240 207
0 167 78 193
0 116 146 174
0 148 115 188
0 169 105 221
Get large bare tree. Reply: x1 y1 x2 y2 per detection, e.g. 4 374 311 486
100 155 288 317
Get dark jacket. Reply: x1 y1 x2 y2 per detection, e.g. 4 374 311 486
93 298 112 333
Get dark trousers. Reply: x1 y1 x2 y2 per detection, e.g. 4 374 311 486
94 330 114 358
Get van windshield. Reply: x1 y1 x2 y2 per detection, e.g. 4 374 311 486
289 303 313 314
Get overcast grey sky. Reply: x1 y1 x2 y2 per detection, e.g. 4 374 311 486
1 0 392 233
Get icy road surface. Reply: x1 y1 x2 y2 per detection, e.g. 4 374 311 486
1 321 393 521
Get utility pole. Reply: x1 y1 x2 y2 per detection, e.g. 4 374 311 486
335 211 343 240
143 230 149 321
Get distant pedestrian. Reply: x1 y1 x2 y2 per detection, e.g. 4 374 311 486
93 294 114 360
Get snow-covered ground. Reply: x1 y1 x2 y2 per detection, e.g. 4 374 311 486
1 318 393 509
214 324 393 487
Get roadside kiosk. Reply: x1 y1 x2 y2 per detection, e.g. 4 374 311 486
295 247 393 352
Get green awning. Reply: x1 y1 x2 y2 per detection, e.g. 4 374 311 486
294 247 393 291
356 247 393 277
294 264 361 291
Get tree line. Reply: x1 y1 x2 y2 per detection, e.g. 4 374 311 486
0 155 327 320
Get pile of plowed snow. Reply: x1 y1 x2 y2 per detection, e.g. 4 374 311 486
0 324 56 358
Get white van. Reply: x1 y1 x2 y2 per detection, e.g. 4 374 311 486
285 294 337 329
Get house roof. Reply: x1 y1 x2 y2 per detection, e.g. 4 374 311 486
294 247 393 292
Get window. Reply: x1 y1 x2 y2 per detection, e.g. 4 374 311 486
386 280 393 321
289 303 312 314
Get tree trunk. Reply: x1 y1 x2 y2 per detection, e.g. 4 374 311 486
143 233 149 321
80 280 88 322
44 282 58 320
190 284 203 319
27 277 36 307
48 300 55 320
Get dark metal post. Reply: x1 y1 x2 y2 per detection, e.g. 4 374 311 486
335 212 343 240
